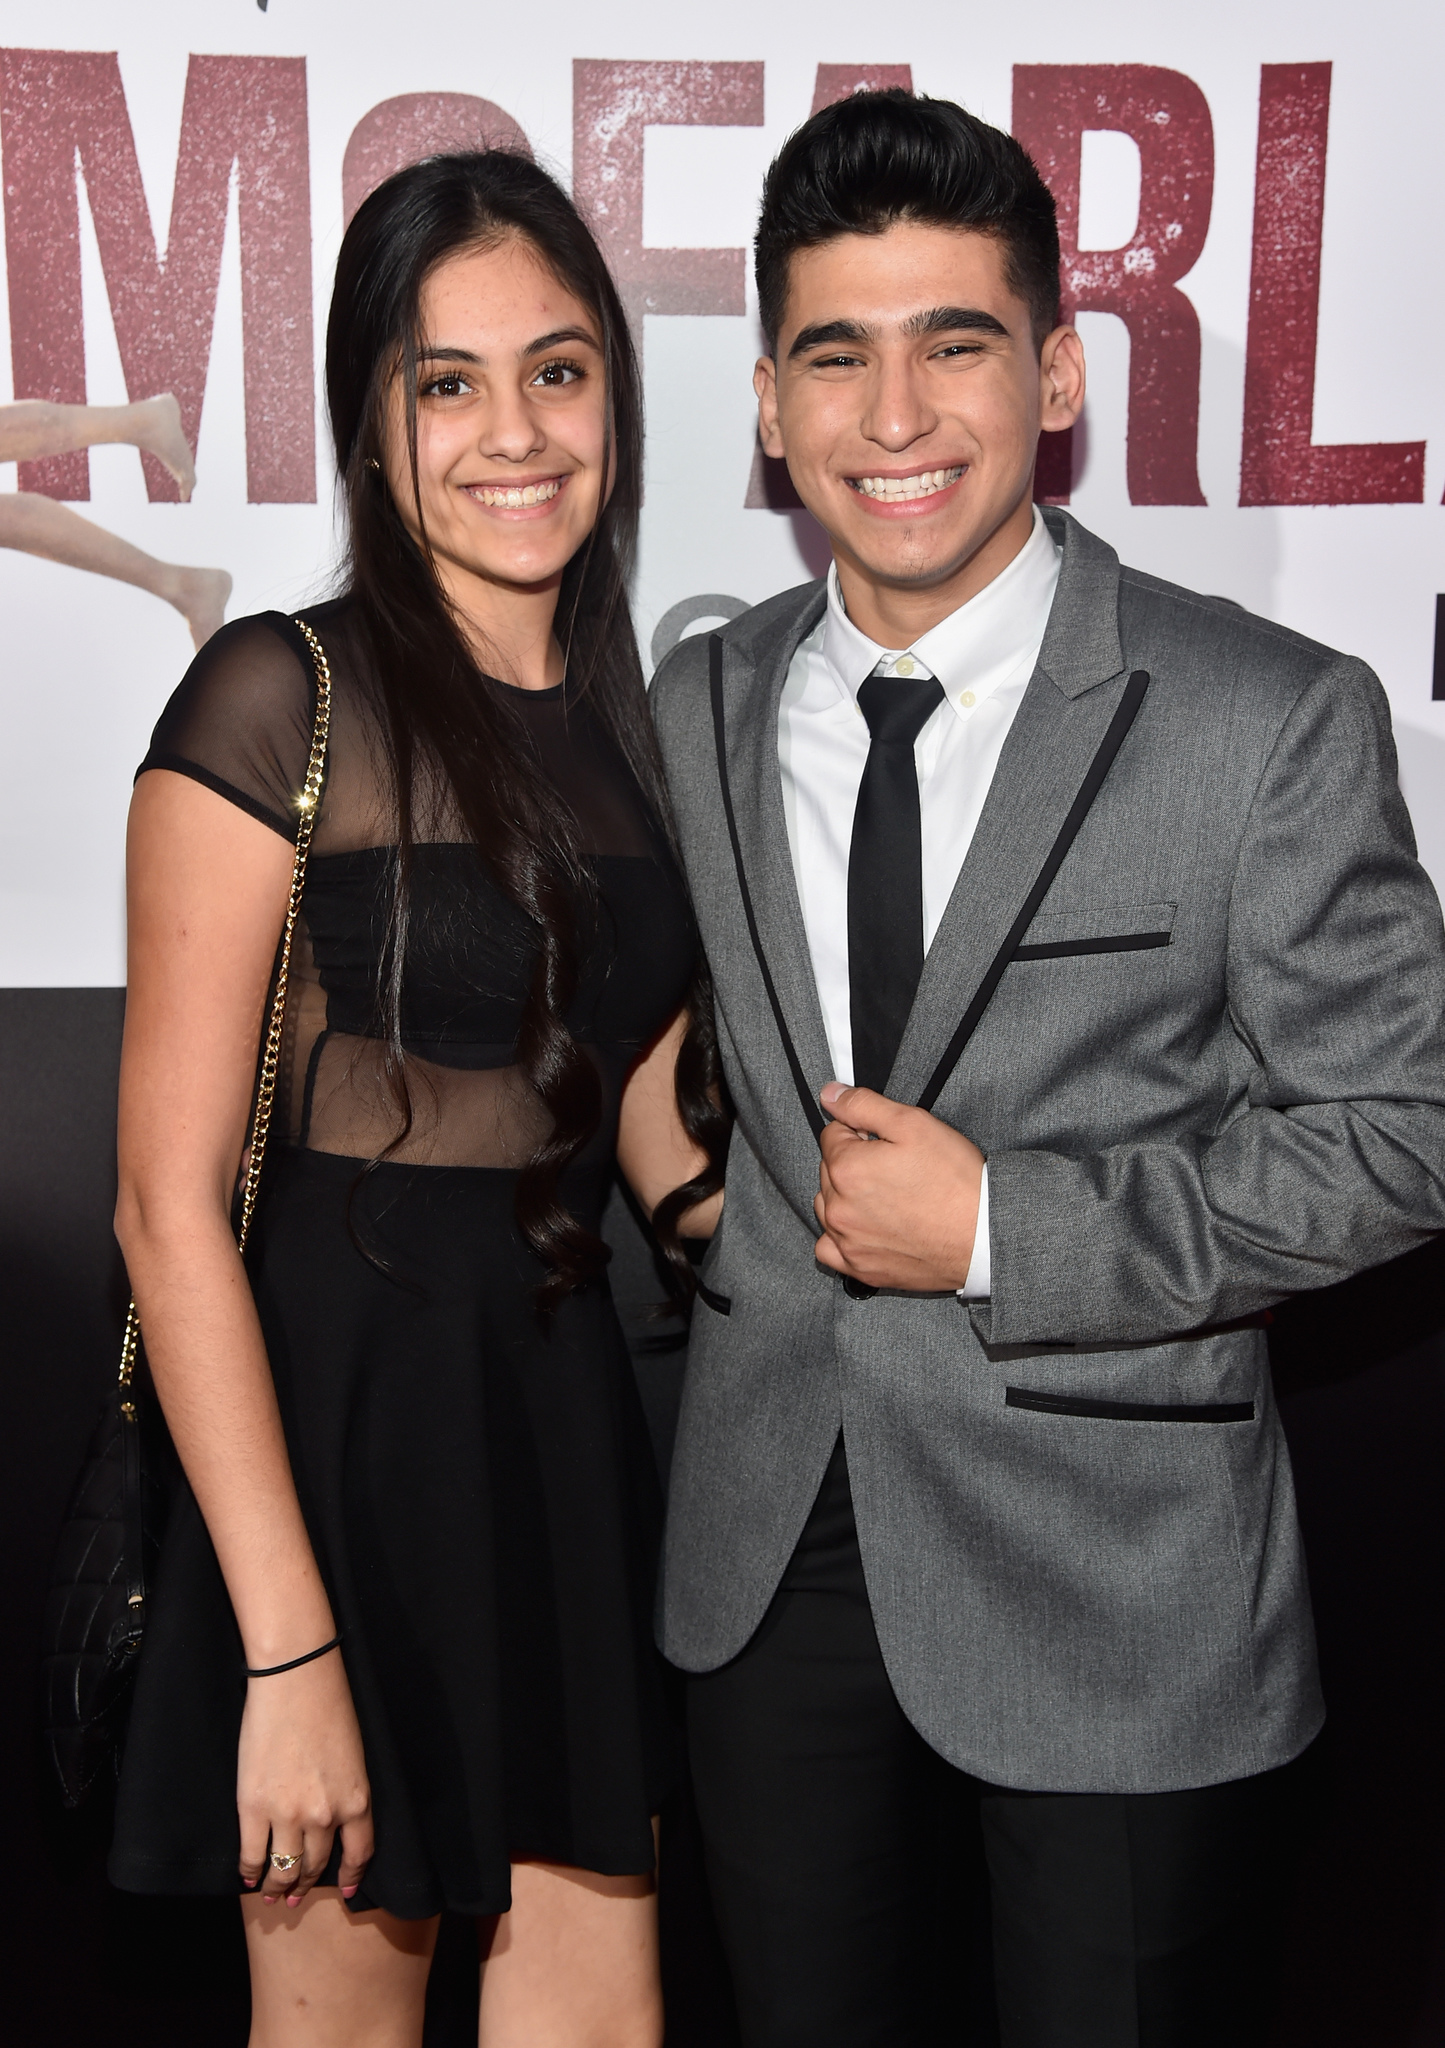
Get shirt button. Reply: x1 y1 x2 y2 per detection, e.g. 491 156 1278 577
960 689 976 708
894 654 916 676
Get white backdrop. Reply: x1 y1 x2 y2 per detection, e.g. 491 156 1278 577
2 0 1442 985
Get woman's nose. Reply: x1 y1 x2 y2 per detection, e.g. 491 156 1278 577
476 385 546 463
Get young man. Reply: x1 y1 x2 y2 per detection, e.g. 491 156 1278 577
649 92 1445 2047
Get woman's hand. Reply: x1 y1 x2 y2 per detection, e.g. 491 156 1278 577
238 1650 374 1905
617 1008 724 1236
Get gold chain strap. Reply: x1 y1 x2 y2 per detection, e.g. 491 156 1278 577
235 620 333 1250
118 617 333 1393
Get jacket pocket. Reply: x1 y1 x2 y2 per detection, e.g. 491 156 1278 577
1005 1387 1254 1423
1011 899 1177 963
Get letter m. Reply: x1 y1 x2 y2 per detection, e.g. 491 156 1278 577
0 50 314 501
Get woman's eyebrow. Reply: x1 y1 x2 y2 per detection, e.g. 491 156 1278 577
414 328 601 369
521 326 602 357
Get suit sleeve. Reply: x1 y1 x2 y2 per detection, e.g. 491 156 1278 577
981 658 1445 1346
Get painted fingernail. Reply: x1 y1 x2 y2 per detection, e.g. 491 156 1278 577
286 1894 301 1907
262 1894 276 1905
341 1885 359 1898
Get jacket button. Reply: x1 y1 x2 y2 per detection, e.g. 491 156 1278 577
843 1277 877 1300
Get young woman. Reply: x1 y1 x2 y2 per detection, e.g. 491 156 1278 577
110 152 723 2048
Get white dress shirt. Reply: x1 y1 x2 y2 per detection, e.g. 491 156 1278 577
777 506 1062 1297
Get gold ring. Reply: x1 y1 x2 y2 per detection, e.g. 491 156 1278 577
269 1850 301 1873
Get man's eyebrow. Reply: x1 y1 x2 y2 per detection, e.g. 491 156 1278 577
788 318 877 359
903 305 1011 340
787 307 1012 358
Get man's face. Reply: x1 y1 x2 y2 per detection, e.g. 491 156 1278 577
756 222 1083 611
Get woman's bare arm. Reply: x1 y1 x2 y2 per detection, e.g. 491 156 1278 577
117 770 371 1900
615 1008 723 1238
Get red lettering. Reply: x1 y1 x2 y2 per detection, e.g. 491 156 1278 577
1240 64 1423 507
1014 64 1214 508
0 49 313 504
571 59 764 344
747 63 914 511
1030 428 1074 508
342 93 532 226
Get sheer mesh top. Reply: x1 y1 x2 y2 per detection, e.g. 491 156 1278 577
137 599 696 1175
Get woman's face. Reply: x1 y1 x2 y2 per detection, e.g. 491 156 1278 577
381 234 609 610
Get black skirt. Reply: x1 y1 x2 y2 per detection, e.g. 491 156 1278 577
109 1146 674 1919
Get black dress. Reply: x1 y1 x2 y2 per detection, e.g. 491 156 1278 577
109 600 695 1919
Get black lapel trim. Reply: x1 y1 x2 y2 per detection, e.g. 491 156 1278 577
710 634 826 1142
706 652 1152 1153
916 670 1151 1114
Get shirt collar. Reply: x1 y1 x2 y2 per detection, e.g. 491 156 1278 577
819 505 1062 721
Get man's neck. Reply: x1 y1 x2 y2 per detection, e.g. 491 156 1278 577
831 492 1036 648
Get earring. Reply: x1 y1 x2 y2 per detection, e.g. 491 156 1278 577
365 457 381 472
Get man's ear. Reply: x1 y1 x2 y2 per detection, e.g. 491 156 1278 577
1038 324 1086 435
754 355 785 459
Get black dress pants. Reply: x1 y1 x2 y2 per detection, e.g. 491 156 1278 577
687 1440 1296 2048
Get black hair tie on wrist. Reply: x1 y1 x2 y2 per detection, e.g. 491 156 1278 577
246 1633 343 1678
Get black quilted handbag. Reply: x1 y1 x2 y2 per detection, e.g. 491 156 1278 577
39 617 333 1807
41 1314 174 1806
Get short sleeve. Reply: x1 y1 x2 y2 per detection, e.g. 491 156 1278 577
136 612 316 838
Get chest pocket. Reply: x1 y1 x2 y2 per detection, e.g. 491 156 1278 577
1012 900 1177 963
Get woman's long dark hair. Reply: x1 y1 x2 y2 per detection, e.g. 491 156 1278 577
326 150 726 1306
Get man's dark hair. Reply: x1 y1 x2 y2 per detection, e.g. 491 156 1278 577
755 90 1061 351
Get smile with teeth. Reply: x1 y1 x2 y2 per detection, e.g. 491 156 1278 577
468 477 564 508
850 466 964 502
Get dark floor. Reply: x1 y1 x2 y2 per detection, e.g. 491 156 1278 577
3 988 1442 2044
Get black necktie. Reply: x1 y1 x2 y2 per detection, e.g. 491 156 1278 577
847 669 945 1092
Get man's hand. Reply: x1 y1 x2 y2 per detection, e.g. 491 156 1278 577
814 1082 984 1291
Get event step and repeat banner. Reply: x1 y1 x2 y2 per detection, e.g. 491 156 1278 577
2 1 1442 985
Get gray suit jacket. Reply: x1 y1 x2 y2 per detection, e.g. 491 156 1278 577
649 508 1445 1793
